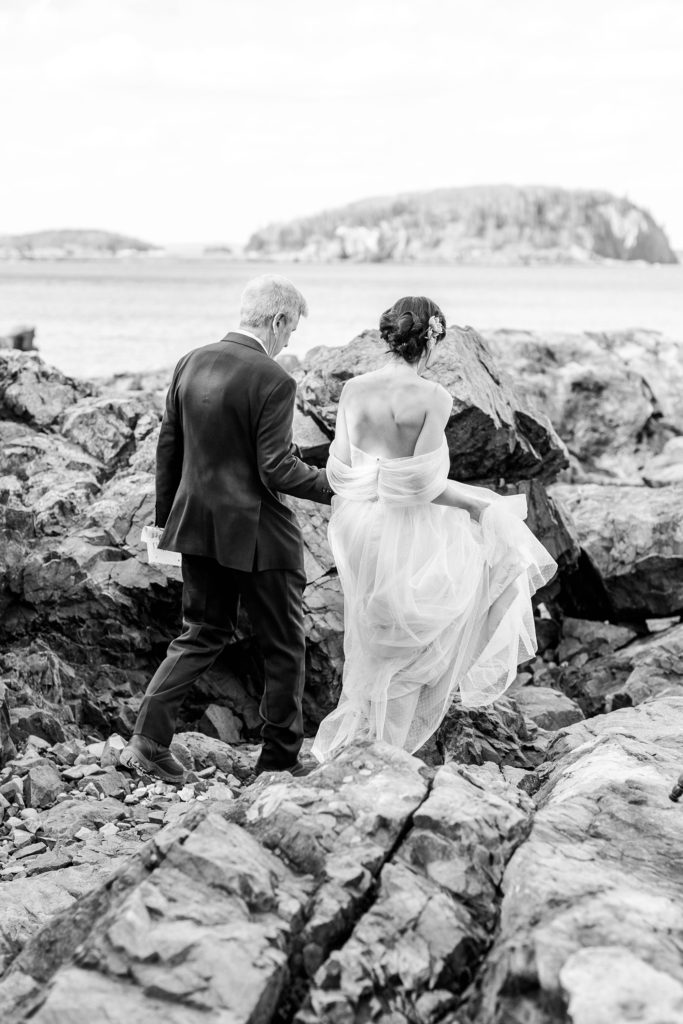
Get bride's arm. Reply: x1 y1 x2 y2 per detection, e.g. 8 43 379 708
432 481 489 519
418 385 488 519
331 383 352 464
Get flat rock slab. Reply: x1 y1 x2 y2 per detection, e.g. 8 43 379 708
467 695 683 1024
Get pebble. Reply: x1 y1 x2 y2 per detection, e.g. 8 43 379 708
74 827 94 841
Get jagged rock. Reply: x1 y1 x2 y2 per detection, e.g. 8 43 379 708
484 328 683 482
557 615 638 665
467 696 683 1024
299 327 568 484
173 731 252 778
198 704 243 744
0 743 432 1020
0 682 16 767
0 352 88 427
551 482 683 619
9 708 66 748
38 797 131 842
60 395 153 465
293 406 330 465
302 574 345 725
100 734 126 768
558 622 683 716
436 696 549 769
22 763 65 810
298 763 533 1022
512 686 584 731
0 859 129 977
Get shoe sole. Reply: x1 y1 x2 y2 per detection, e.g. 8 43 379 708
119 748 184 786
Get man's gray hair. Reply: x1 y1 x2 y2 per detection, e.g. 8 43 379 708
239 274 309 327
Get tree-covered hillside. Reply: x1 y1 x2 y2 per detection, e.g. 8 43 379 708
247 186 677 265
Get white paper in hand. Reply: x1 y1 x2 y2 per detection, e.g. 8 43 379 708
141 525 182 567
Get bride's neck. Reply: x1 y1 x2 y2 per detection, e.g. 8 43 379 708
386 355 424 376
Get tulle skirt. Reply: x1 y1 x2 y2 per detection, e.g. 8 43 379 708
311 494 555 761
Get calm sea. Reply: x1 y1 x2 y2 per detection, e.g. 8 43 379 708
1 258 682 379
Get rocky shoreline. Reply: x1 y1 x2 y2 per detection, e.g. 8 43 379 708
1 325 682 1022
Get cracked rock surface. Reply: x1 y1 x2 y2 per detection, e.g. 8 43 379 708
1 698 682 1023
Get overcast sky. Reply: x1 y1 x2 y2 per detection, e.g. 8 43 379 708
2 0 682 246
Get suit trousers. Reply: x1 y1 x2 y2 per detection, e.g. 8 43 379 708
134 554 307 770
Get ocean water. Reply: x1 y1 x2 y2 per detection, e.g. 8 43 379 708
1 258 681 380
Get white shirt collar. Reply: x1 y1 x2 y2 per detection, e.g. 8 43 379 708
236 328 268 354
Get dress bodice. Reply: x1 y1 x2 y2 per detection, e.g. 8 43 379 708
326 438 450 506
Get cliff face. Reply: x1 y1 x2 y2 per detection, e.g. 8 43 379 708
247 185 678 265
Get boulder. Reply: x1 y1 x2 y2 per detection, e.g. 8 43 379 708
550 482 683 619
298 327 568 484
484 328 683 482
9 708 66 748
198 704 243 744
172 732 252 777
558 621 683 716
468 696 683 1023
435 696 549 769
292 406 331 465
22 762 65 809
0 352 88 428
512 685 584 731
557 615 639 665
0 860 129 977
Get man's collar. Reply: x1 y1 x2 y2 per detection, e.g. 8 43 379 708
222 330 270 356
235 328 268 353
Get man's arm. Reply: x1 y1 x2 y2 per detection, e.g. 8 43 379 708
155 363 185 527
257 376 333 504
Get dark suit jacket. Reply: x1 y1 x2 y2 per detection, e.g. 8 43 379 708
156 332 333 572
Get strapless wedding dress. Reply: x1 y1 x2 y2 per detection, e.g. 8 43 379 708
311 438 557 761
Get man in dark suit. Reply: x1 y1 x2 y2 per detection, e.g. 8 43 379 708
120 275 333 783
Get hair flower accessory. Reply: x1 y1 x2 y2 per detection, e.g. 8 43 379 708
427 315 445 341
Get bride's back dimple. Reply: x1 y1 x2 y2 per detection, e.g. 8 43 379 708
344 372 435 460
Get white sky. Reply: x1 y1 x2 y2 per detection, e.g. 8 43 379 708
2 0 682 246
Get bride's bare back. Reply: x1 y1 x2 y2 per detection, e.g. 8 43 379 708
334 365 453 462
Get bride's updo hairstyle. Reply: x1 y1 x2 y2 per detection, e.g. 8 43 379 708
379 296 447 364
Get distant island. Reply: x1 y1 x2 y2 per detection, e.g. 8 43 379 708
246 185 678 265
0 229 158 260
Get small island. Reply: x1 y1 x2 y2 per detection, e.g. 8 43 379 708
246 185 678 265
0 229 158 260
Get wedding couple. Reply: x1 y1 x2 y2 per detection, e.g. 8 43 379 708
120 275 556 784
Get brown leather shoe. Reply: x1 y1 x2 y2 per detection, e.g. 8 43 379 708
120 734 185 785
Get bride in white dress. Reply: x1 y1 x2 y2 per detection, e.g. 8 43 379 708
311 296 557 762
